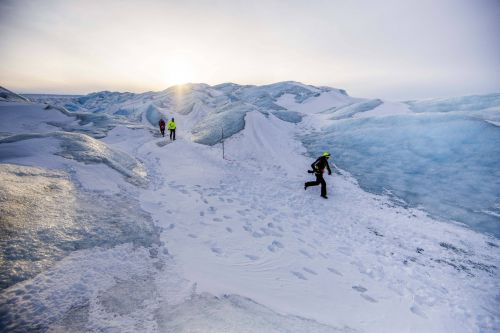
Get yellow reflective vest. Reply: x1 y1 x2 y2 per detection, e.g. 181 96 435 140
168 120 176 130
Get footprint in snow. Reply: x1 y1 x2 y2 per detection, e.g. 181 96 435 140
188 234 198 238
223 215 231 219
226 227 232 233
213 217 223 222
360 294 378 303
319 252 329 259
199 211 205 217
211 247 223 255
352 285 367 293
267 240 284 252
303 267 318 275
327 267 343 276
291 271 308 280
245 254 259 261
299 249 313 259
410 304 427 318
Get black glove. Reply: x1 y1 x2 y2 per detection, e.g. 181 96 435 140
328 171 332 175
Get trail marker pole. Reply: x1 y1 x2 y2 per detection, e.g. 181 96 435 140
222 127 225 160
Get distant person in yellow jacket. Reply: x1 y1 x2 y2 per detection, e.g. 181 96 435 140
168 118 176 140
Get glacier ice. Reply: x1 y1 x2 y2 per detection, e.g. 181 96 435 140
0 86 30 103
270 110 304 123
302 112 500 237
406 93 500 113
323 99 383 119
0 164 159 290
155 293 351 333
191 102 257 145
17 84 500 238
1 83 500 333
0 132 147 186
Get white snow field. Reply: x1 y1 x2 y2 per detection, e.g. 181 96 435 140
1 83 499 333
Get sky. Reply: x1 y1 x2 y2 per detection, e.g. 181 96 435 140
0 0 499 100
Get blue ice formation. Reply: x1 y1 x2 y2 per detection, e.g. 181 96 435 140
406 93 500 113
192 102 257 145
0 132 147 186
0 163 159 290
323 99 383 119
270 110 304 123
190 82 327 144
302 99 500 237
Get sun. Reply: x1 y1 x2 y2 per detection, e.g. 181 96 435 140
165 57 195 86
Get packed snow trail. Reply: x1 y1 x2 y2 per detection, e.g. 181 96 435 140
129 111 498 332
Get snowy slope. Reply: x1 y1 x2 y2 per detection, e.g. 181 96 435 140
0 86 30 103
0 84 499 332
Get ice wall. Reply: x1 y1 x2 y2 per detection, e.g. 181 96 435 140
302 111 500 237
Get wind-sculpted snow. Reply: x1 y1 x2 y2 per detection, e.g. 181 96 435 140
145 104 164 126
214 81 335 111
25 82 349 145
43 104 121 138
0 132 147 186
0 164 159 291
24 94 81 108
406 93 500 113
156 293 352 333
270 110 304 123
323 99 383 119
0 86 30 102
302 112 500 237
191 102 257 145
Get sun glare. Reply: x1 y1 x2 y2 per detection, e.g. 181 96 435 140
165 57 195 86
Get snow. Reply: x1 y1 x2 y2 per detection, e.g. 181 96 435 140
406 93 500 113
0 103 78 134
0 131 147 186
323 99 384 120
275 90 353 114
299 97 500 238
486 120 500 127
1 83 499 332
0 86 30 103
354 100 412 118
